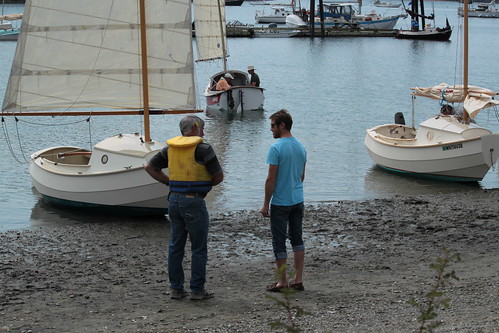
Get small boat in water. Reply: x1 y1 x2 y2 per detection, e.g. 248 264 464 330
0 11 22 41
250 23 301 37
396 0 452 41
255 5 294 23
458 0 499 18
196 0 265 112
374 0 401 8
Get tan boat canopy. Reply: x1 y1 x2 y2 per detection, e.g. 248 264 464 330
411 82 499 118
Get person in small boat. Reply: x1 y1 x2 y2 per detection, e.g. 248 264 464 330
247 66 260 87
145 115 224 301
215 73 233 91
261 109 307 293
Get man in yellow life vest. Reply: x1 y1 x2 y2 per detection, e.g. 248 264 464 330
145 115 224 301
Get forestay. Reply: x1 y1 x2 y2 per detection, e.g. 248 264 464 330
2 0 196 114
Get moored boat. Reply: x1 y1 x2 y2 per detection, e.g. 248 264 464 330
1 0 201 215
255 6 294 23
458 0 499 18
396 0 452 41
315 2 406 30
196 0 265 112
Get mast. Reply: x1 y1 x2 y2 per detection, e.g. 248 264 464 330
420 0 425 29
216 0 228 72
138 0 151 142
463 0 469 122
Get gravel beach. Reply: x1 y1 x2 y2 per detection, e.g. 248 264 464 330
0 190 498 332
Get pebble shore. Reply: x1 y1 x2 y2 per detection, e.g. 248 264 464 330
0 190 498 332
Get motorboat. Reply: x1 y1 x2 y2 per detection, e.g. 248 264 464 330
458 0 499 18
285 14 308 27
255 6 294 24
250 23 301 37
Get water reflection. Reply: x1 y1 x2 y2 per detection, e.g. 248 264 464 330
30 198 168 229
203 109 268 212
363 165 483 197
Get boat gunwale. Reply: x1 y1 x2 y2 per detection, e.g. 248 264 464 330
366 128 483 148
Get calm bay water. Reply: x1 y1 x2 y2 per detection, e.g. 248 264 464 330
1 1 498 231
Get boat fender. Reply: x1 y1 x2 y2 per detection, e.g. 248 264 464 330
248 28 254 38
394 112 405 125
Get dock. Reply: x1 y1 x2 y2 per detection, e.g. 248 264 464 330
224 25 397 38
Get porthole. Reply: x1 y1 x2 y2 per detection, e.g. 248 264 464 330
101 155 108 164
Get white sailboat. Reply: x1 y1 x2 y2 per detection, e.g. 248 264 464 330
364 2 499 182
195 0 265 112
1 0 200 214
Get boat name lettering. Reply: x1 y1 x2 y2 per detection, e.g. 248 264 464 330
442 143 463 151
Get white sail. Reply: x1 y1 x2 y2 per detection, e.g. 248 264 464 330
412 83 499 118
193 0 228 62
2 0 196 114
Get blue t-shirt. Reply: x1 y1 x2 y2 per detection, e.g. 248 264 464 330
266 137 307 206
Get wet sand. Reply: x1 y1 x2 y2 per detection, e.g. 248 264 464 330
0 190 498 332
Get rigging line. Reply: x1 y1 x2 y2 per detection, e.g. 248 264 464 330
14 116 89 127
1 117 29 164
14 117 30 164
86 117 93 151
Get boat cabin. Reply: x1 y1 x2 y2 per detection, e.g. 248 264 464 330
321 3 356 20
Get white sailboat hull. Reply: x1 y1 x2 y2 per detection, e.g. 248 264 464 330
204 70 265 112
364 116 499 181
205 86 265 111
29 134 169 215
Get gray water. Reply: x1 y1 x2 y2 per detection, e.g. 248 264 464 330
1 1 498 231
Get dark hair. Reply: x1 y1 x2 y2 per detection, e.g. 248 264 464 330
440 104 453 115
269 109 293 130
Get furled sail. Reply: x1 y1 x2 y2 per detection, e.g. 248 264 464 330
2 0 196 114
411 83 499 118
193 0 228 62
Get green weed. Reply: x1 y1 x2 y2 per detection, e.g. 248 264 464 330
266 265 310 332
408 247 461 332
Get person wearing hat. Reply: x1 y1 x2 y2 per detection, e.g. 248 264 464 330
247 66 260 87
215 72 233 91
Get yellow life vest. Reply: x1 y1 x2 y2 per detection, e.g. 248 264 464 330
166 136 212 192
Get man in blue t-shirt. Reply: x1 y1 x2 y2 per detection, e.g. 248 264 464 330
260 109 307 293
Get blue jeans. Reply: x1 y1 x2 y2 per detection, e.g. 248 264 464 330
167 193 209 292
270 202 305 260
